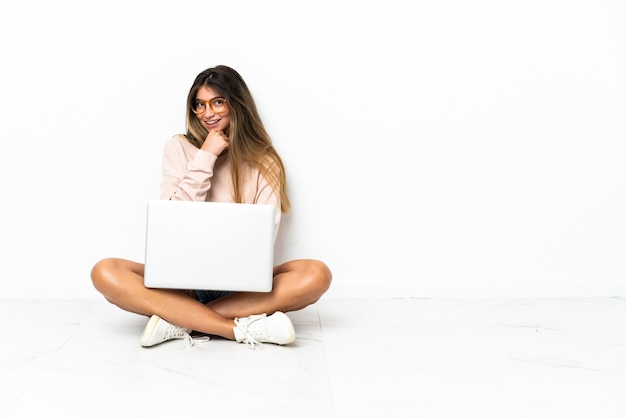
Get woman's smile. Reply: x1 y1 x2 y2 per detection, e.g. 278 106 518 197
203 117 222 129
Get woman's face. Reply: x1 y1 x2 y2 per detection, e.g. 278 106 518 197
194 85 231 132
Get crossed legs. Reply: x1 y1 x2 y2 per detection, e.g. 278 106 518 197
90 258 332 341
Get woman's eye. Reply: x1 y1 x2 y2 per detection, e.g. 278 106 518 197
195 101 205 109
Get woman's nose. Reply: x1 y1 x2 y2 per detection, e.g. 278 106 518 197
203 106 216 117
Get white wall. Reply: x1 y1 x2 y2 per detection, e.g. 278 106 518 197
1 0 625 299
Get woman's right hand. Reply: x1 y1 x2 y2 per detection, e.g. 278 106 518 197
201 130 229 156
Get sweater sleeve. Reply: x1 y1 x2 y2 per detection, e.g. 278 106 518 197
160 135 218 201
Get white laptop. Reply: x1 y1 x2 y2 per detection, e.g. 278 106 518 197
143 200 275 292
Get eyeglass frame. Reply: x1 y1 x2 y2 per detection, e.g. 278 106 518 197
191 96 228 115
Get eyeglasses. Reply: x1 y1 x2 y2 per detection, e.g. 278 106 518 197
192 97 228 115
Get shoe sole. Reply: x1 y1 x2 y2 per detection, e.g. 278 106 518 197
140 315 161 347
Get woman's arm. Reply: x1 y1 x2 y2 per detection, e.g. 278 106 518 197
160 135 218 201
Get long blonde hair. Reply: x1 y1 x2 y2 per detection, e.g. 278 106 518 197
184 66 290 213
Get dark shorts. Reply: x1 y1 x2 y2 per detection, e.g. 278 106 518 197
193 290 234 305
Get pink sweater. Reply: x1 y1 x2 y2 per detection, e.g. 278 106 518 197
160 135 282 238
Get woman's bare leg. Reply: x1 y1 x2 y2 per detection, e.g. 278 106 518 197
208 259 332 319
90 258 237 339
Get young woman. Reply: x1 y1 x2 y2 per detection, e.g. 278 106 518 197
91 65 332 348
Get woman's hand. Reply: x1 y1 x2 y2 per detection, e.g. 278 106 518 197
201 130 229 156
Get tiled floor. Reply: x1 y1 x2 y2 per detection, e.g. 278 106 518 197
1 297 625 417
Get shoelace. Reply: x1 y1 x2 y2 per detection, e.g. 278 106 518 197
186 335 211 348
165 325 209 349
234 314 266 350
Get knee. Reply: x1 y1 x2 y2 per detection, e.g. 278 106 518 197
272 259 332 311
314 260 333 291
90 258 122 295
301 259 332 297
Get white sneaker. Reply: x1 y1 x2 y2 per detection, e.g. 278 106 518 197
140 315 194 348
233 311 296 349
